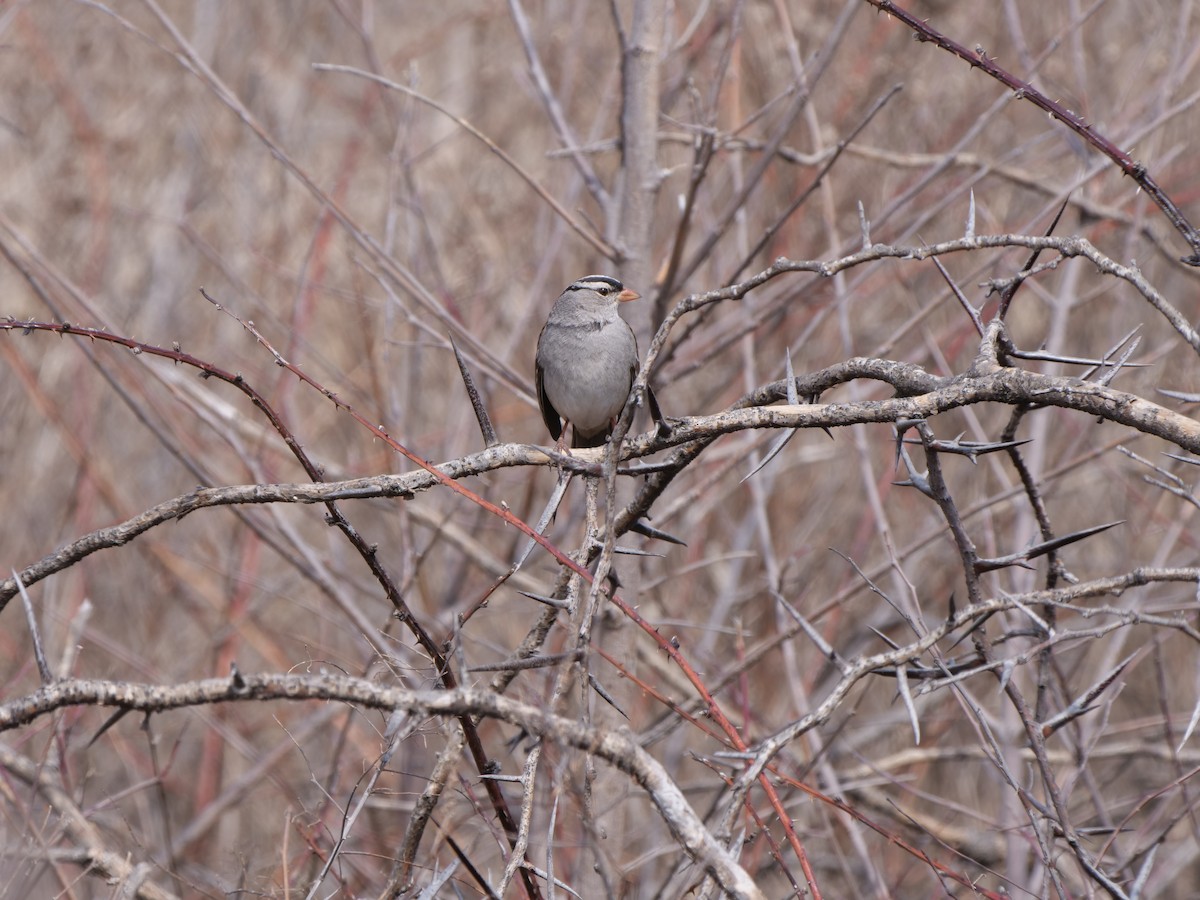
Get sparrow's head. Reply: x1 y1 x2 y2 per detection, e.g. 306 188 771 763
566 275 640 303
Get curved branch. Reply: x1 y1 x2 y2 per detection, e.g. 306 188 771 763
0 676 764 900
5 354 1196 611
864 0 1200 265
634 364 1200 453
717 567 1200 832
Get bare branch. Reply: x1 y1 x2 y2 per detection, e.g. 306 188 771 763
0 675 764 900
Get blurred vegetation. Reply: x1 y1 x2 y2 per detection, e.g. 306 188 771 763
2 1 1200 897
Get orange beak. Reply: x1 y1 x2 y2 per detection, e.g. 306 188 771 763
617 288 640 302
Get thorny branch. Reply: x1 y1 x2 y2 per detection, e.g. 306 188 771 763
866 0 1200 264
6 2 1200 891
0 676 766 900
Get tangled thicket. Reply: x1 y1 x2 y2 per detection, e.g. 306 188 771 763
3 3 1200 898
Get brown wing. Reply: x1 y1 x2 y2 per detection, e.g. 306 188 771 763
535 362 564 441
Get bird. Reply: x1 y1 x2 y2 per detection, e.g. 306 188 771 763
535 274 641 450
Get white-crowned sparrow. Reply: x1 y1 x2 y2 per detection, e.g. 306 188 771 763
535 274 641 449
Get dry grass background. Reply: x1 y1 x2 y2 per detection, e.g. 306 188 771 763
2 1 1200 897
